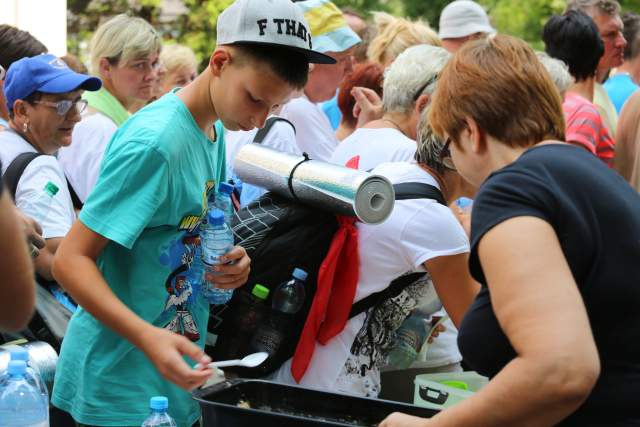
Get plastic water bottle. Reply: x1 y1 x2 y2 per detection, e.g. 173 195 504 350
215 182 234 226
0 348 49 417
201 209 234 305
386 313 429 369
455 197 473 213
141 396 177 427
250 268 308 356
21 181 59 224
0 361 48 427
214 284 270 361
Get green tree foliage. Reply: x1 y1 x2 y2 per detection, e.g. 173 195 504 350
68 0 640 71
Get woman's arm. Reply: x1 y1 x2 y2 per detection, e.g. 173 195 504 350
423 252 479 328
52 221 213 390
382 216 600 427
0 192 36 331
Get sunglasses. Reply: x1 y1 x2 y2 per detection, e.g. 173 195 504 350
32 99 88 116
439 137 456 171
412 74 439 102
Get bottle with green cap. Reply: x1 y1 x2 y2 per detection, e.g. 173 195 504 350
213 283 271 361
21 181 59 228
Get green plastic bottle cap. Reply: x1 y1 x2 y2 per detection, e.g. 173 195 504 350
440 380 468 390
44 181 59 196
252 284 270 300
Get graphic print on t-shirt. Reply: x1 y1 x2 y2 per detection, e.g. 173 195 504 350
158 181 216 342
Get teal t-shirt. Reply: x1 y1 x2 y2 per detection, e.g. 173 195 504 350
51 92 226 426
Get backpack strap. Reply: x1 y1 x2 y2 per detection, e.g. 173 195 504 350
2 152 43 200
66 178 84 210
348 182 447 319
253 117 296 144
393 182 446 206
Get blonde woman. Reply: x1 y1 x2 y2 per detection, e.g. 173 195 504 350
159 44 198 95
58 14 162 203
367 12 441 68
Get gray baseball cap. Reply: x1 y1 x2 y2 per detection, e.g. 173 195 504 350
217 0 336 64
438 0 496 40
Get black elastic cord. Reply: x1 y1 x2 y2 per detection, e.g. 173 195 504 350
288 152 311 203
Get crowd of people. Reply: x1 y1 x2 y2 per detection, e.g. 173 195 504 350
1 0 639 426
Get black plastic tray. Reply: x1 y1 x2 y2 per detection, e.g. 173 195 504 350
193 379 437 427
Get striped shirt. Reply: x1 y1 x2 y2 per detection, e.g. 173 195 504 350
563 92 615 167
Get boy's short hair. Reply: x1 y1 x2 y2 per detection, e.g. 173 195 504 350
230 43 309 89
543 11 604 82
429 34 565 148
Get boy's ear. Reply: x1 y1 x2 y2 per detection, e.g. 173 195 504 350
209 47 233 77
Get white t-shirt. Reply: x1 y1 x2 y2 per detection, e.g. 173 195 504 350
225 118 298 206
0 130 76 238
58 111 118 202
268 162 469 397
279 95 338 161
329 127 417 170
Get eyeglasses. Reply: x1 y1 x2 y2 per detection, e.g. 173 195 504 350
32 99 88 116
0 65 5 81
440 137 456 171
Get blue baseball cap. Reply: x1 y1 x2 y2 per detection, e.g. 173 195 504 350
4 54 101 112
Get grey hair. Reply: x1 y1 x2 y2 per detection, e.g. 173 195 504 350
536 52 574 97
382 44 451 113
565 0 621 17
415 105 448 174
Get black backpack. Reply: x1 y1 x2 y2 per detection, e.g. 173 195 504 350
207 182 446 378
1 151 81 350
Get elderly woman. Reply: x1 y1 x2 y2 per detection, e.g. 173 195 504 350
381 35 640 427
0 54 101 281
58 14 161 203
330 44 448 171
270 53 479 398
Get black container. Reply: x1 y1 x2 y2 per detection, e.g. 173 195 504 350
193 379 438 427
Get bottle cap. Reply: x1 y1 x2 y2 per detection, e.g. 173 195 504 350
207 209 225 226
44 181 59 196
293 268 308 281
455 197 473 210
218 182 234 196
8 360 26 376
149 396 169 411
252 284 270 300
9 348 29 362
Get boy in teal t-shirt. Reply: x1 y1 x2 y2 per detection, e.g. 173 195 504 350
50 1 335 425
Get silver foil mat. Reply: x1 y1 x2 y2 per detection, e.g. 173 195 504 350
235 144 395 224
0 341 58 392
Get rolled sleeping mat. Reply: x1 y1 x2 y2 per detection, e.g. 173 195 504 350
234 143 395 224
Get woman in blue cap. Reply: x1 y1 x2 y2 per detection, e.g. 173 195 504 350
0 54 101 281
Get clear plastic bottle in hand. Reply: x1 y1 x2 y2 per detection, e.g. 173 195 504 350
201 209 234 305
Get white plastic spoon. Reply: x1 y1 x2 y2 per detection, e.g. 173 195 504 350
205 352 269 369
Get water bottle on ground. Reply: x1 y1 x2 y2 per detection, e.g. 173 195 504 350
201 209 234 305
0 348 49 415
141 396 177 427
215 284 270 360
0 361 48 427
215 182 234 226
250 268 308 356
386 312 429 369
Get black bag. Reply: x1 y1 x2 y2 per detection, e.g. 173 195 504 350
1 151 79 350
207 182 446 377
